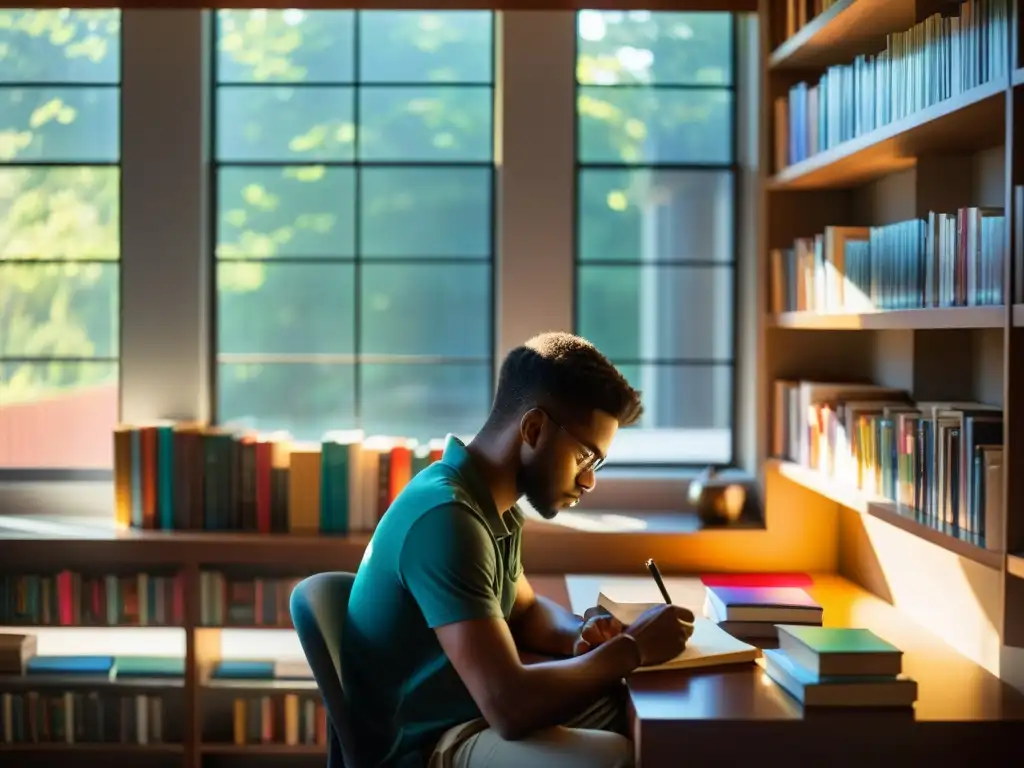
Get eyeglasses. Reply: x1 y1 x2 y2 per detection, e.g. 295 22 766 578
544 411 606 475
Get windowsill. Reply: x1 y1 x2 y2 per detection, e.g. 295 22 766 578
0 466 762 530
522 508 764 534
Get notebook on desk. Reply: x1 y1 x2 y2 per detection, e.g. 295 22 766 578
597 593 760 672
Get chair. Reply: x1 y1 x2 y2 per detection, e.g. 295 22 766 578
290 571 364 768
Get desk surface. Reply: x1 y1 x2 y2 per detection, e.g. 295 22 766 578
564 573 1024 764
565 573 1024 722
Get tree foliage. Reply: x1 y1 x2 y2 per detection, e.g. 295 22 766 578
0 8 733 439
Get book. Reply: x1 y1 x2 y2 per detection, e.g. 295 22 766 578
25 655 115 680
597 593 759 672
776 625 903 677
762 648 917 708
212 660 275 679
114 656 185 678
704 585 823 624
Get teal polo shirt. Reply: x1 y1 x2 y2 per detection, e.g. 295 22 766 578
341 435 525 767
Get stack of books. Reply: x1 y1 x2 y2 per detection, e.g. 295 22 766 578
702 585 823 642
0 632 35 676
763 625 918 708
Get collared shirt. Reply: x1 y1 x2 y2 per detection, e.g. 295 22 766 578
342 435 525 768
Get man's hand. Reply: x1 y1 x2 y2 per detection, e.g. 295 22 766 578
572 606 626 656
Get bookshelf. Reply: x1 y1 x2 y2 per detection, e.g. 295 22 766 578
0 536 351 767
759 0 1024 692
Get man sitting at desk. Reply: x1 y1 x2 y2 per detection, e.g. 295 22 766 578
342 332 694 768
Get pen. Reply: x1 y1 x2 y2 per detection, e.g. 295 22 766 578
645 558 673 604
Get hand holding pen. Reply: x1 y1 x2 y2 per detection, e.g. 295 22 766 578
621 559 695 667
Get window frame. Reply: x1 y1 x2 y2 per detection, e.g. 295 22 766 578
0 10 759 520
571 10 741 471
0 9 124 477
207 10 499 440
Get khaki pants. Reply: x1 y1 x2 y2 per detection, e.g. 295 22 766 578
429 684 633 768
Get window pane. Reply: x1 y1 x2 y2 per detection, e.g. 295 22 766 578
360 167 491 258
576 11 732 86
361 263 490 357
360 362 490 442
577 86 732 165
0 9 121 84
0 87 119 162
358 86 493 162
0 361 118 469
217 166 355 259
216 86 355 162
578 265 732 361
615 363 731 432
0 262 119 358
359 11 493 83
216 10 354 84
218 262 355 354
218 362 356 439
578 169 732 263
0 166 120 259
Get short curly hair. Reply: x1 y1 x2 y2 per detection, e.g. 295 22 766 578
487 332 643 428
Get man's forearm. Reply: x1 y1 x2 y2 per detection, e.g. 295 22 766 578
511 594 583 657
495 634 640 740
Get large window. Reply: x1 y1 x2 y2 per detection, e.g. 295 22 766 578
0 9 122 469
575 10 736 467
214 10 495 443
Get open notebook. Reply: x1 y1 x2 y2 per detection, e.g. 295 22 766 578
598 593 760 672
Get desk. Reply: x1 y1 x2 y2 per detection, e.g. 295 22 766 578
565 573 1024 766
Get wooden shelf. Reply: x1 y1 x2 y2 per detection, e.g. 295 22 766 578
770 307 1005 330
0 521 372 570
1014 304 1024 326
768 79 1007 190
770 459 1001 569
0 743 183 752
1010 554 1024 579
769 0 917 71
201 743 325 755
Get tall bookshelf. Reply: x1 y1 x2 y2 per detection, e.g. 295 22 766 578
758 0 1024 691
0 534 369 768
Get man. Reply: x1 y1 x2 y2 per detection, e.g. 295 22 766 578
342 332 695 768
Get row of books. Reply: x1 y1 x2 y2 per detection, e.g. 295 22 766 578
218 692 327 747
210 658 313 683
0 690 171 745
3 653 185 682
0 647 313 686
772 380 1003 549
199 572 299 629
775 0 1008 170
0 571 186 628
768 208 1005 315
113 422 447 535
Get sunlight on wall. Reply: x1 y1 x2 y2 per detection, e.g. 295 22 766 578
2 627 185 656
855 510 1002 674
220 629 304 660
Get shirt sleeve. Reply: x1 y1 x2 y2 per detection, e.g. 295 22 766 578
399 504 504 629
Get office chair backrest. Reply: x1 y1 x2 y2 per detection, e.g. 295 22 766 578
290 571 363 768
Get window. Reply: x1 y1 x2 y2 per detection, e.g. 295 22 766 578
0 9 122 469
574 10 736 467
213 10 496 444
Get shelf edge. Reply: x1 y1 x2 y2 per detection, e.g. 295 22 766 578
769 307 1005 331
769 459 1002 569
1009 554 1024 580
767 79 1007 190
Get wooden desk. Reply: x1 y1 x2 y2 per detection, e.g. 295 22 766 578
565 573 1024 766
